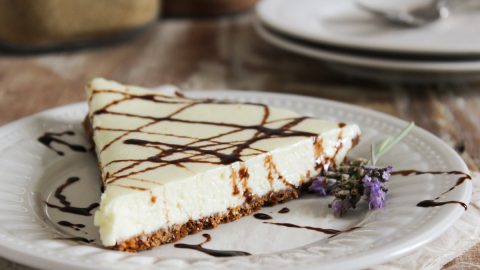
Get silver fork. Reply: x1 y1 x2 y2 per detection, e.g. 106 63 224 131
357 0 450 27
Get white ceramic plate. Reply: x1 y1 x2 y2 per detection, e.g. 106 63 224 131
254 19 480 73
256 0 480 56
0 90 472 270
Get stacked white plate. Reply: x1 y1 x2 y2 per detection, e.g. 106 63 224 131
255 0 480 80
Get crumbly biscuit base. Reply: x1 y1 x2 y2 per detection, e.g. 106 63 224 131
113 186 306 252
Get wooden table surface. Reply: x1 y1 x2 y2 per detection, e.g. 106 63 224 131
0 14 478 269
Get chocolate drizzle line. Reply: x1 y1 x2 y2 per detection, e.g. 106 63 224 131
264 222 360 238
57 221 86 231
229 166 251 196
38 131 87 156
265 154 294 189
253 213 273 220
417 200 468 210
314 137 324 170
278 207 290 214
88 88 334 196
392 170 471 210
174 234 251 257
56 237 94 243
45 176 99 216
331 130 344 168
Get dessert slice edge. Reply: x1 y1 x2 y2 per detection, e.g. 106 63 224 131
85 78 361 251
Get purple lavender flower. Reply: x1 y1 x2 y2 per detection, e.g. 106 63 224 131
364 179 386 209
361 166 391 210
331 199 351 217
362 173 372 184
381 166 393 182
309 176 328 197
362 165 393 183
313 158 394 217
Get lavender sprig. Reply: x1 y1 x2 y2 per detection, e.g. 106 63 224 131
369 122 415 166
362 165 392 210
309 122 414 216
308 176 329 197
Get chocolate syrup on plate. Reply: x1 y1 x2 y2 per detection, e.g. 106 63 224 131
417 200 468 211
57 221 86 231
45 176 99 216
56 237 94 243
174 234 251 257
392 170 471 210
38 131 87 156
253 213 273 220
278 207 290 214
264 222 360 238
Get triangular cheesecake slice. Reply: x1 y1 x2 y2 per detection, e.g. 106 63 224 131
85 78 361 251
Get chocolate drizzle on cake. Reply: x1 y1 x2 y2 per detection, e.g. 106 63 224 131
229 166 250 196
88 89 336 196
150 191 157 204
314 137 324 170
331 130 344 168
313 129 348 172
174 234 251 257
45 176 99 216
238 167 250 184
392 170 471 210
265 154 294 189
264 221 360 238
230 167 240 195
38 131 87 156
